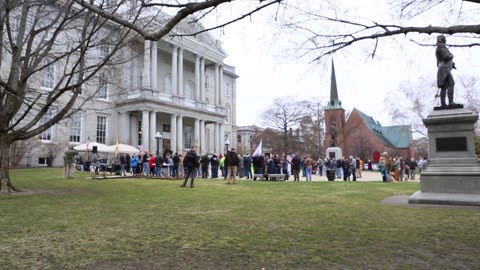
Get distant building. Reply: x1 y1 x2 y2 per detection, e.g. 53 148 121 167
324 61 413 161
236 125 303 156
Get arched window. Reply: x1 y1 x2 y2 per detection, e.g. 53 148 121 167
164 74 172 95
185 80 194 100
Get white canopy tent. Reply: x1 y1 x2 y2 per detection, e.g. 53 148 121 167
106 143 140 155
73 142 110 153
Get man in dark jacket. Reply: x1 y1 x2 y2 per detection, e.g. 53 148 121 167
200 154 210 178
210 153 219 178
291 154 301 181
225 148 239 184
243 154 252 179
181 146 199 188
252 155 265 180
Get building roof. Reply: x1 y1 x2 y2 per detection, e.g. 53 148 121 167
354 108 412 148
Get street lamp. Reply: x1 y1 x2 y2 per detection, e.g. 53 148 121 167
225 139 230 154
154 131 162 155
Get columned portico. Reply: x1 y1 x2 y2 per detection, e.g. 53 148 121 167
143 41 151 89
170 114 177 154
142 111 150 152
149 111 156 154
177 115 183 153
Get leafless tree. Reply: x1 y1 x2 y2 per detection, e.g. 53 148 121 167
298 99 326 158
0 0 283 192
259 98 311 156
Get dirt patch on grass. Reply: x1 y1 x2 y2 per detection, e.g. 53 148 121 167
8 188 82 196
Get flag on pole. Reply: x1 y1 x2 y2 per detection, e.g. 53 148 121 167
252 140 262 157
114 139 119 156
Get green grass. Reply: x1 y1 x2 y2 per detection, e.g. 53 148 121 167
1 168 479 269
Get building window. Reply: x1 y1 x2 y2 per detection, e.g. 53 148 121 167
185 81 194 100
98 72 108 99
96 116 107 144
38 157 48 166
41 58 55 89
237 135 241 143
164 74 172 95
69 114 82 143
184 127 192 150
163 124 170 132
38 108 56 141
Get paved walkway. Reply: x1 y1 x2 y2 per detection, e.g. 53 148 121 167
305 170 420 182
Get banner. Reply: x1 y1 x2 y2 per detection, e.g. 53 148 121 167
252 140 262 157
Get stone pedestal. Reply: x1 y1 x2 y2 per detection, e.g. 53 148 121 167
326 147 342 160
409 108 480 206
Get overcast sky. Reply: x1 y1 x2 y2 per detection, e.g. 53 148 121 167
204 0 480 127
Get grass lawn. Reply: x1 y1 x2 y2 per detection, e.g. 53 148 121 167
1 168 479 269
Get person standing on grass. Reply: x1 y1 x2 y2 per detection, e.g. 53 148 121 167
291 154 301 181
304 155 314 181
210 153 219 178
225 148 240 184
181 146 199 188
200 154 210 178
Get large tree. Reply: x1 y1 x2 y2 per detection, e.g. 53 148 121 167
0 0 282 193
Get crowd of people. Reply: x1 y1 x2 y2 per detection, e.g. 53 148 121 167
88 147 429 184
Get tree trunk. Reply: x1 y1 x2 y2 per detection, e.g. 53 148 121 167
0 135 18 193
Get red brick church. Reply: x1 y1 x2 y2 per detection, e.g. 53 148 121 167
324 61 413 162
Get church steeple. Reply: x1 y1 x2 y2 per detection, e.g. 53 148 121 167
325 59 343 110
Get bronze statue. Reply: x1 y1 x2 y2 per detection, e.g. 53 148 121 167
435 35 457 107
330 121 337 147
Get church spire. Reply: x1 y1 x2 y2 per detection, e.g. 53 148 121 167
325 59 343 110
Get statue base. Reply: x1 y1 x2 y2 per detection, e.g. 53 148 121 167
433 103 464 111
326 147 342 160
408 108 480 206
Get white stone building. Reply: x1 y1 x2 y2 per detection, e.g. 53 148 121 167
17 9 238 167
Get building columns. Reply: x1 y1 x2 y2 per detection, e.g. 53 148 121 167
142 40 151 89
177 47 184 97
194 118 200 150
195 55 201 100
214 122 219 155
151 41 158 92
214 64 220 106
200 57 205 102
170 114 177 154
171 45 178 96
119 112 129 143
219 123 225 154
200 120 205 155
219 65 224 105
142 110 150 152
130 114 138 146
149 111 156 154
177 115 183 153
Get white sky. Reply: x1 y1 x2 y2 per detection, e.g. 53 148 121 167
204 0 480 127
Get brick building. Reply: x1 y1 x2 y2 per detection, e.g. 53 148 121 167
324 61 413 162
